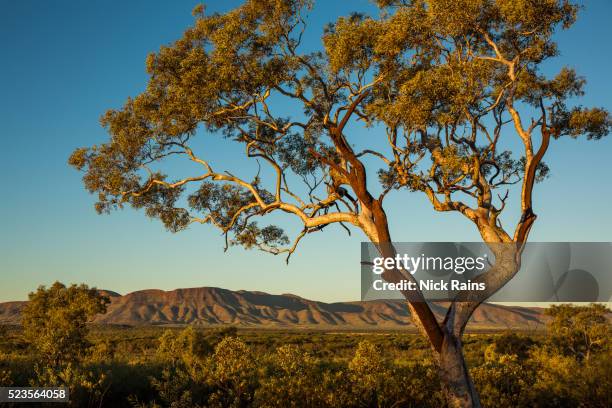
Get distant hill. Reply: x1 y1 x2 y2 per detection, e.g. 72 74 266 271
0 286 546 330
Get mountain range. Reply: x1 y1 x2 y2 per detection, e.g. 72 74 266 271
0 286 547 330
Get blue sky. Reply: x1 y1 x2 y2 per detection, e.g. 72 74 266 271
1 0 611 303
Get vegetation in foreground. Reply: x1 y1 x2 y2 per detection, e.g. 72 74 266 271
0 282 610 407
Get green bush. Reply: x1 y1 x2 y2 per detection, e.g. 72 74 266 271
255 344 325 407
204 336 259 408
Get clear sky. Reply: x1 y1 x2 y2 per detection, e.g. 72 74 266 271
1 0 611 303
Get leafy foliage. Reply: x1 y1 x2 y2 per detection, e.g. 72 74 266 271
22 282 110 367
545 303 610 361
156 326 211 366
0 303 610 407
69 0 611 255
18 282 111 406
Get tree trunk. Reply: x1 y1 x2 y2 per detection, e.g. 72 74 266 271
439 332 481 408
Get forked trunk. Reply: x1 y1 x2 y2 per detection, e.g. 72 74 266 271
439 332 481 408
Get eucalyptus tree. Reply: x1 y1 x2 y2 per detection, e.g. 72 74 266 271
70 1 610 406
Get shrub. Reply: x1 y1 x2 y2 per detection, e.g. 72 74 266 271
156 326 210 366
255 344 325 407
488 332 536 360
545 303 610 362
33 363 108 408
471 353 535 408
22 282 109 367
204 337 258 408
347 340 389 406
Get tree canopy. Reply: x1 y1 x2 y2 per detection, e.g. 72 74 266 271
22 282 110 367
545 303 610 362
69 0 609 252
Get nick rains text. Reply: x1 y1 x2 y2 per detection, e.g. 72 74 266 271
373 279 486 291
